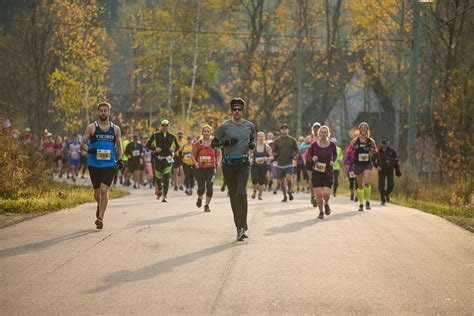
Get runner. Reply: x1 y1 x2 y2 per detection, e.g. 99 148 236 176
125 135 144 189
53 135 63 176
347 122 377 211
192 125 222 211
80 102 123 229
121 135 131 186
142 135 153 189
306 122 321 206
307 126 337 219
213 98 256 241
343 149 358 202
272 123 299 202
330 137 343 197
59 136 69 179
180 135 196 195
146 119 180 202
266 131 275 192
69 134 82 182
373 137 401 205
296 136 310 193
173 131 186 191
250 131 273 200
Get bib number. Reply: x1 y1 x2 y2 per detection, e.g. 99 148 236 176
359 153 369 162
314 162 327 172
71 152 79 160
97 149 111 161
349 171 355 178
255 157 266 164
132 150 140 157
166 156 174 163
200 155 211 163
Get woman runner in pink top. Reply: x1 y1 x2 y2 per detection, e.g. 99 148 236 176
306 126 337 219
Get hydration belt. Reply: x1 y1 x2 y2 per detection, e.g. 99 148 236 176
223 155 248 165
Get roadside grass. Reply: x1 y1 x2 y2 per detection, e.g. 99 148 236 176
0 182 128 214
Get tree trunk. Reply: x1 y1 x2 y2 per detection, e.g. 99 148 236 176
186 0 201 121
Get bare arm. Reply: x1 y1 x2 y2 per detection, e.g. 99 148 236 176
266 144 273 160
115 126 123 160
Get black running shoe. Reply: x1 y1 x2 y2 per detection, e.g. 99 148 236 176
162 197 167 203
365 201 371 210
358 204 364 212
196 198 202 208
386 195 390 202
95 218 103 229
174 185 178 191
236 228 246 241
281 196 288 202
288 191 294 201
204 205 210 212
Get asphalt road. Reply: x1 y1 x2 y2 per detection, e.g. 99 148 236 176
1 187 472 315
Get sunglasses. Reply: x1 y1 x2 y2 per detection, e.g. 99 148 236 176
231 108 243 112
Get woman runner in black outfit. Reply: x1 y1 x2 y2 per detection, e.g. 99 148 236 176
250 131 273 200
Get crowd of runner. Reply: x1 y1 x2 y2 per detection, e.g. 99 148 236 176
4 99 402 240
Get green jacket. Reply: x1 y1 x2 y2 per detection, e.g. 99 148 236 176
333 146 343 170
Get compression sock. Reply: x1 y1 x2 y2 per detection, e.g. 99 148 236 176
364 185 371 202
357 188 365 204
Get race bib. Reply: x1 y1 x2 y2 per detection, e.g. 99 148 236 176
132 150 140 157
255 157 266 164
71 151 79 160
314 162 327 172
359 153 369 162
349 171 355 178
97 149 111 161
166 156 174 163
200 155 211 163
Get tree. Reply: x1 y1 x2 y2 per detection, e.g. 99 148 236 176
49 0 110 132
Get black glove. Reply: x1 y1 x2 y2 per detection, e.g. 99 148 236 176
117 159 124 170
395 169 402 177
87 148 97 154
248 141 255 150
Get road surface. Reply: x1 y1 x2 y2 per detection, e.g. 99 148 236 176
1 187 472 315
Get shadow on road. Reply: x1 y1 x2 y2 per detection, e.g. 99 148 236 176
265 211 360 236
263 207 310 217
0 230 99 258
86 242 238 294
127 212 202 228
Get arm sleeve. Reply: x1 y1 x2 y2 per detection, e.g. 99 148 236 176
249 123 256 141
146 134 155 149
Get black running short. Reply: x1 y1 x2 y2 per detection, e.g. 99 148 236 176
251 166 267 185
311 171 333 188
354 163 373 175
89 166 116 189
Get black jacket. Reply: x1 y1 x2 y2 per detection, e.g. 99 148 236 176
373 146 400 172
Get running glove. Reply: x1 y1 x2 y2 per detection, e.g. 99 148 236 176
87 148 97 154
395 169 402 177
117 159 124 170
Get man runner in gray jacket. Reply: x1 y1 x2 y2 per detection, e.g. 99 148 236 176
213 98 256 241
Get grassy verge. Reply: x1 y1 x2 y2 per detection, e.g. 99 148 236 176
0 182 128 214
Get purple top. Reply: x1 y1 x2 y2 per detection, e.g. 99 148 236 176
343 150 355 172
307 141 337 174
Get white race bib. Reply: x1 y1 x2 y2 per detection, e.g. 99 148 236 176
255 157 266 164
359 153 369 162
349 171 355 178
166 156 174 163
314 162 327 172
200 155 211 163
71 151 79 160
132 150 140 157
97 149 111 161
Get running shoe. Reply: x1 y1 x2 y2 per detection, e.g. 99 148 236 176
381 201 385 206
281 196 288 202
273 190 277 195
324 204 331 216
162 197 167 203
133 184 137 189
156 190 162 199
196 198 202 208
288 191 294 201
311 196 317 207
318 211 324 219
236 228 246 241
386 195 390 202
258 194 263 200
174 185 178 191
251 191 256 199
95 218 103 229
221 185 226 192
365 201 371 210
358 204 364 212
204 205 210 212
350 192 354 201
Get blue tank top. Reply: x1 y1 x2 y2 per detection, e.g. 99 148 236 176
88 121 117 168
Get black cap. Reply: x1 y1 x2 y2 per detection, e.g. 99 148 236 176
230 98 245 109
280 123 289 129
381 137 389 144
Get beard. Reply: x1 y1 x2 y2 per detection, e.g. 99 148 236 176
99 114 108 121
